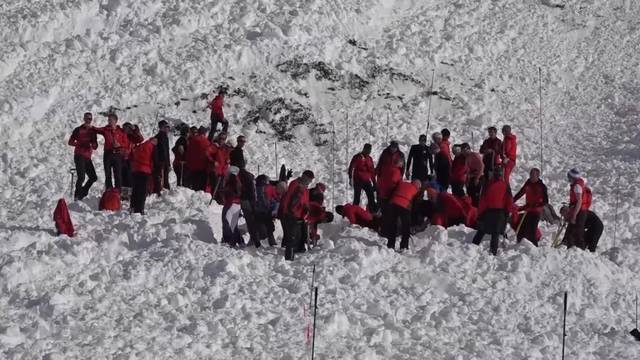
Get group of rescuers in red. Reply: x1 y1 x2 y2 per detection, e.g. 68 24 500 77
68 90 603 259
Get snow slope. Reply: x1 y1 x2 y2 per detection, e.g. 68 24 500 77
2 0 640 358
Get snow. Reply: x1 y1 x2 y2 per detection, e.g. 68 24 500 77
2 0 640 358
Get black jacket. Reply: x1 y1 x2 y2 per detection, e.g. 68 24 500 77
406 144 432 180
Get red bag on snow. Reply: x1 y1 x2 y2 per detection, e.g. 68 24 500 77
53 198 74 237
99 188 122 211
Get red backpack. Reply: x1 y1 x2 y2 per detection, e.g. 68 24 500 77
53 198 74 237
99 188 122 211
583 186 593 210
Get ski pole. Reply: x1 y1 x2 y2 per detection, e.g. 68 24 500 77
309 264 316 311
613 176 620 248
311 287 319 360
562 291 568 360
538 67 544 175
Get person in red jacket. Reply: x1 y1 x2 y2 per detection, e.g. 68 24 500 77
95 113 128 189
501 125 517 184
564 168 592 249
68 112 98 200
383 180 422 250
479 126 503 174
211 132 232 202
281 170 314 260
513 168 548 246
335 204 377 229
472 168 513 255
208 90 227 140
427 188 467 228
222 166 243 246
255 175 279 246
376 141 405 212
130 138 158 214
348 143 377 212
450 144 467 196
440 128 453 163
462 143 484 206
185 127 213 191
120 123 144 198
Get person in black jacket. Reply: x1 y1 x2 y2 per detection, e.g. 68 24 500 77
230 135 246 169
172 126 189 187
405 134 432 181
431 142 450 191
153 120 171 194
239 168 259 247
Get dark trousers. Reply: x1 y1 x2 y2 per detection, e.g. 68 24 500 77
153 165 170 194
131 172 149 214
283 215 307 260
121 159 132 188
103 150 123 189
451 181 465 197
473 209 507 255
383 203 411 250
208 114 228 141
241 200 260 247
466 178 482 207
353 180 377 212
189 171 207 192
256 212 276 245
73 155 97 200
436 171 450 191
517 212 541 246
585 211 603 252
565 210 588 249
174 162 187 187
472 231 500 255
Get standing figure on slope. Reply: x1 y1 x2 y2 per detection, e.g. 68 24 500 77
450 144 467 197
280 170 314 260
68 112 98 200
563 169 593 249
501 125 517 184
462 143 484 206
383 180 422 251
406 134 432 182
153 120 171 194
254 175 279 246
95 113 128 189
375 141 405 213
185 127 213 192
130 138 158 215
221 166 243 246
120 123 144 200
440 128 453 163
559 205 603 252
431 133 451 191
307 183 333 245
208 90 227 141
479 126 503 175
229 135 246 169
348 143 377 212
513 168 548 246
172 125 189 187
211 132 231 203
472 167 513 255
239 168 260 247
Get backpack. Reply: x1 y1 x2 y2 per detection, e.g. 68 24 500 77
583 186 593 210
99 188 122 211
53 198 74 237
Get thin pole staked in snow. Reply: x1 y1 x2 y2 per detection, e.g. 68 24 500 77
385 108 390 143
309 264 316 311
369 113 373 144
331 122 336 210
345 113 350 204
631 292 640 341
613 176 620 248
562 291 568 360
274 142 278 180
538 67 544 175
311 286 319 360
426 69 435 136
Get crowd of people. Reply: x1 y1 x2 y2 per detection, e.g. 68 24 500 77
67 90 604 259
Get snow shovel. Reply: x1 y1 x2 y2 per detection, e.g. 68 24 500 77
69 168 76 198
552 221 567 248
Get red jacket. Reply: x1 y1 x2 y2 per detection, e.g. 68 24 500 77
478 177 513 215
68 125 98 159
223 175 242 205
280 178 310 219
209 95 224 119
131 140 156 175
503 134 517 161
376 166 402 200
185 135 211 172
457 195 478 228
451 154 467 183
440 138 452 163
213 143 231 176
122 128 144 160
348 153 375 183
342 204 373 226
514 179 548 214
390 181 420 209
95 126 128 152
465 152 484 180
307 202 326 224
53 198 74 237
569 178 591 211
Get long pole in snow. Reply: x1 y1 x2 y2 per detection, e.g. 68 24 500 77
275 142 278 180
345 113 349 204
613 176 620 248
538 67 544 175
426 69 435 136
311 287 319 360
309 264 316 311
562 291 568 360
385 108 390 143
331 122 336 210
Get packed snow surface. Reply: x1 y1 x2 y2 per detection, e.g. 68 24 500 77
2 0 640 358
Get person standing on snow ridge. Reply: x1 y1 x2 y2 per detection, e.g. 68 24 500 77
120 123 144 199
68 112 98 200
563 168 592 249
185 127 213 192
348 143 377 212
472 167 513 256
462 143 484 207
153 120 171 194
501 125 517 184
513 168 548 246
211 132 231 203
307 183 329 244
229 135 246 169
172 126 189 187
440 128 453 163
130 138 158 214
406 134 432 182
239 168 260 247
383 180 422 251
221 166 243 247
254 175 279 246
479 126 503 175
280 170 314 260
376 141 405 213
431 134 451 191
95 113 128 189
450 144 467 197
208 90 228 141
